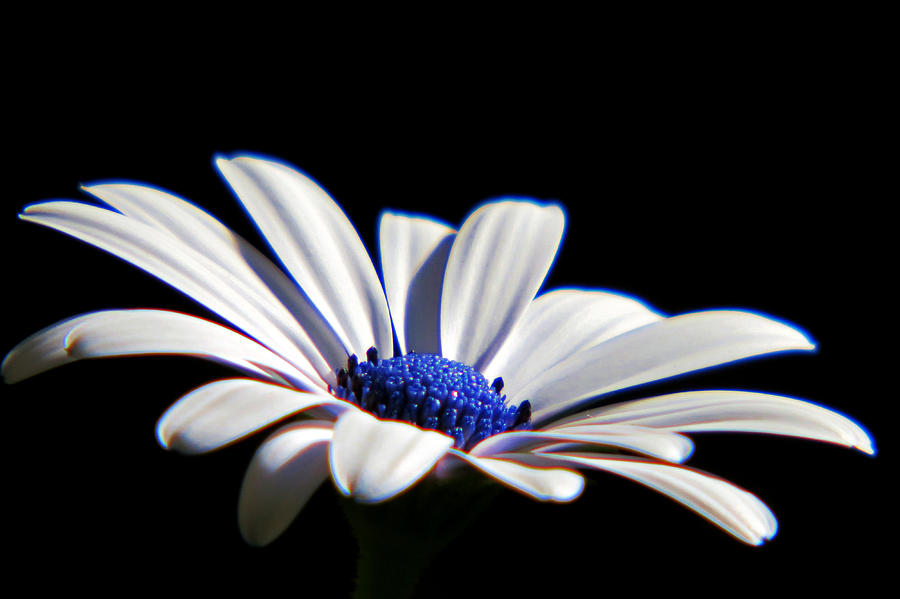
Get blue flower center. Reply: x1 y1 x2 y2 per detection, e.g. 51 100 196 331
330 347 531 450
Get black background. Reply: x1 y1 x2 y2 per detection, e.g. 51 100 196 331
3 26 890 596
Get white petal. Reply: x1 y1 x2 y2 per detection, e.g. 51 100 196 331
379 211 455 355
238 421 334 546
20 201 324 386
552 390 875 455
216 156 392 357
329 408 452 503
157 379 348 454
510 452 777 545
524 310 815 424
1 309 315 388
440 201 565 371
446 449 584 501
470 425 693 462
84 183 348 377
483 288 663 396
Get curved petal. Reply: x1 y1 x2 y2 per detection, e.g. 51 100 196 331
483 288 663 396
84 183 348 375
445 449 584 501
238 420 334 546
440 201 565 371
552 390 874 455
379 211 455 355
216 155 392 358
1 309 316 388
329 408 453 503
470 425 693 463
524 310 815 425
510 452 777 545
19 201 324 386
157 379 348 454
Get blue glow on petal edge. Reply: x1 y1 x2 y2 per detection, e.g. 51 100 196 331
378 209 455 230
689 307 818 350
17 180 223 223
375 209 456 299
211 151 344 208
658 388 876 456
457 196 569 311
79 179 221 216
535 286 666 316
735 389 876 456
211 151 377 280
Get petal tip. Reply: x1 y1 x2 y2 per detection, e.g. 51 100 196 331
213 155 234 172
1 351 18 384
856 436 876 456
556 471 586 502
238 526 271 548
154 417 172 450
19 203 44 217
674 438 695 463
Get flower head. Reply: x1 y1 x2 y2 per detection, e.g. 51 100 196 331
3 154 874 549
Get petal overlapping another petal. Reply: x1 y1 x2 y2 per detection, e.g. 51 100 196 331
446 449 584 502
509 452 777 545
550 390 874 454
440 201 565 372
157 379 348 454
1 309 316 389
216 155 393 361
469 425 693 463
19 200 325 386
329 409 453 503
238 421 334 546
84 183 349 380
524 310 815 424
379 212 456 355
483 288 663 396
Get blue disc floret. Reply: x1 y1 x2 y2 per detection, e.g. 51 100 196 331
330 347 532 450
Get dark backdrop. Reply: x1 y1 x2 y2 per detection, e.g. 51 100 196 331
3 54 888 595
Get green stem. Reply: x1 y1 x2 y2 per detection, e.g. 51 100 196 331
341 475 500 599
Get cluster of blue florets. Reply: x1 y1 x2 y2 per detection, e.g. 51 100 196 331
331 347 531 450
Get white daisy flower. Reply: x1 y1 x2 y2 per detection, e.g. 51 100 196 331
2 154 873 556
